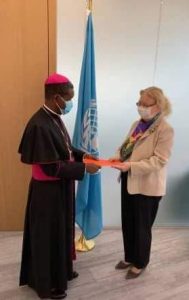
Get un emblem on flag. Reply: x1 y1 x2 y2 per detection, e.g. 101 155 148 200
81 99 99 155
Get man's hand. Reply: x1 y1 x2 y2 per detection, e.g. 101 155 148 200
83 153 99 161
85 163 101 174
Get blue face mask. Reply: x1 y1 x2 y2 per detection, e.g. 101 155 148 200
62 100 73 115
56 97 73 115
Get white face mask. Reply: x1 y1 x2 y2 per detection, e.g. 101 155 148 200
137 106 157 120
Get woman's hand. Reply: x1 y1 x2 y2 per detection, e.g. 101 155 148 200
109 156 120 162
112 162 131 172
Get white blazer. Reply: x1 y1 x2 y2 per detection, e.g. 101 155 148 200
117 115 174 196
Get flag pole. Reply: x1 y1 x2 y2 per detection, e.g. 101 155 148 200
87 0 93 11
75 232 95 252
75 0 95 252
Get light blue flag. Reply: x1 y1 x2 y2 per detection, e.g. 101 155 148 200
72 12 103 240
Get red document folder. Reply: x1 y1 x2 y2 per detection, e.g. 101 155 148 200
83 158 121 167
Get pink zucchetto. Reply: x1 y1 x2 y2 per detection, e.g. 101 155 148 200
45 73 70 85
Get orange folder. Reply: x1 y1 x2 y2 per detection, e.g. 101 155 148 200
83 158 121 167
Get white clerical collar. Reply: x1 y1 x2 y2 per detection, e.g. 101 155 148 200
43 104 61 117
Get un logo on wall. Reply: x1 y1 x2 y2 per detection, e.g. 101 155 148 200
81 99 99 155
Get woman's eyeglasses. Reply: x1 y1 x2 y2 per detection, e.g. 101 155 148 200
136 102 156 108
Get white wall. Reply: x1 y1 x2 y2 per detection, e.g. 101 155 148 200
57 0 189 226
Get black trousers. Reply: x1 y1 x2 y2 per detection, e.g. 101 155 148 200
121 173 161 269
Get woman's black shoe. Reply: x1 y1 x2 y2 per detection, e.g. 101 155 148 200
126 267 146 279
115 260 131 270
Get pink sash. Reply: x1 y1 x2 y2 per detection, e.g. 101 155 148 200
32 164 60 181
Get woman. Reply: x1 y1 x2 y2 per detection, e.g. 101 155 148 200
111 87 174 279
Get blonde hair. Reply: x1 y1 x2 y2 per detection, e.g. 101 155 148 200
140 86 172 116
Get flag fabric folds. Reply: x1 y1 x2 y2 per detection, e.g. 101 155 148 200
72 11 103 240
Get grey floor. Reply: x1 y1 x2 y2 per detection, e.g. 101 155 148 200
0 229 189 300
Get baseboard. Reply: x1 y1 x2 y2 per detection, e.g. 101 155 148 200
103 225 189 230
